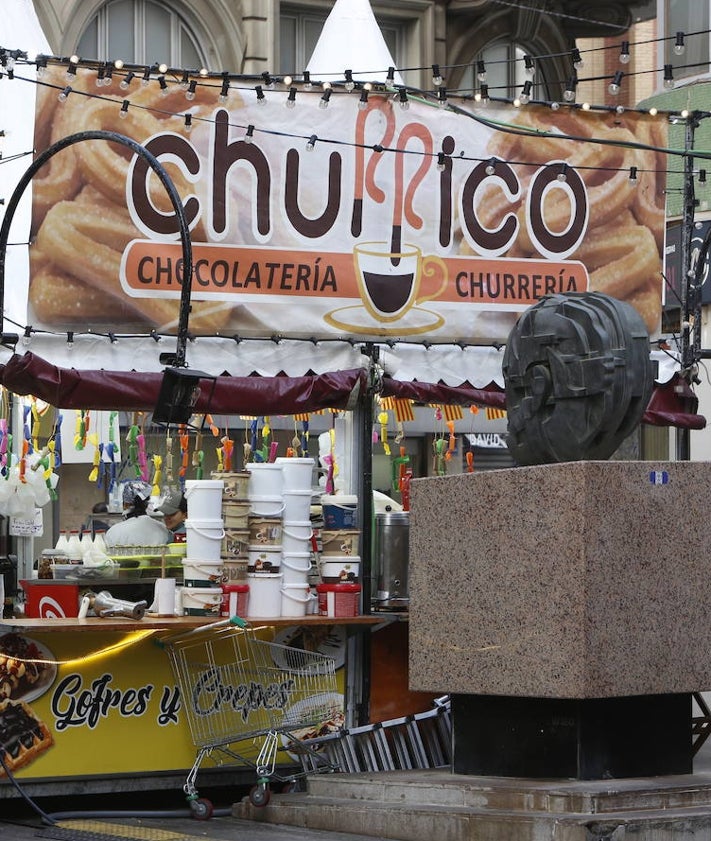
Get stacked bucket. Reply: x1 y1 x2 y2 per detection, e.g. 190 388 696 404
245 457 316 618
217 469 252 582
317 495 362 617
181 478 226 616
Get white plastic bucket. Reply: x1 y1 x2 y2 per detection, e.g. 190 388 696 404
185 479 225 520
185 518 225 562
246 463 284 498
247 545 282 573
182 558 225 587
321 494 358 529
214 471 251 500
281 551 312 584
248 516 282 546
321 529 360 557
276 457 315 491
247 572 283 618
222 501 250 529
282 490 313 523
182 586 223 616
280 583 312 618
249 495 284 517
319 555 361 583
281 521 313 554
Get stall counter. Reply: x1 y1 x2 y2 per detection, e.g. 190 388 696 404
0 614 389 798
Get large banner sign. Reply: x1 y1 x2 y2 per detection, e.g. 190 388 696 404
30 66 667 343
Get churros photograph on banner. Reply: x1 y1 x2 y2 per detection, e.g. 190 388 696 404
28 65 667 344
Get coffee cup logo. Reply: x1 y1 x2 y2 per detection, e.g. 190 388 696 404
354 242 448 323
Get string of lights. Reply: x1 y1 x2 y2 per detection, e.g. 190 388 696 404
0 312 677 356
3 64 706 185
3 30 711 109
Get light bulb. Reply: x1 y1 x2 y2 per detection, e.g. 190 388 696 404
344 70 354 92
476 60 486 82
674 32 685 56
306 135 317 151
186 79 197 100
608 71 623 96
119 99 129 119
524 55 535 79
245 125 254 143
358 89 369 110
283 75 293 86
158 63 168 74
663 65 674 90
485 158 496 176
571 48 583 70
302 71 312 90
620 41 630 64
319 88 332 109
286 86 297 108
432 64 442 86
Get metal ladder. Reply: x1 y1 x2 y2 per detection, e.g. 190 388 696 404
296 695 451 774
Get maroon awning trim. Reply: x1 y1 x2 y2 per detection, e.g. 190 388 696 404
380 372 706 430
0 352 365 414
0 352 705 430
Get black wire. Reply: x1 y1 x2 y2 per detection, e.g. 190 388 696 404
0 751 57 825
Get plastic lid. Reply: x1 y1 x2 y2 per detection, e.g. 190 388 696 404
321 494 358 504
316 583 362 592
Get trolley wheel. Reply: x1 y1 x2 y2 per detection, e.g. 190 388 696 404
249 782 271 807
189 797 214 820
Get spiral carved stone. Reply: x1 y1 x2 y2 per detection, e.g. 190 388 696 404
503 292 655 465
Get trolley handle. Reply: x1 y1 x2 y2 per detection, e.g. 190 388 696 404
156 615 249 647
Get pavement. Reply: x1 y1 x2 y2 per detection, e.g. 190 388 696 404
2 734 711 841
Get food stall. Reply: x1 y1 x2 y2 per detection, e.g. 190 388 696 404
0 55 702 803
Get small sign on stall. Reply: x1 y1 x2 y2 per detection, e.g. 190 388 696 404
10 507 44 537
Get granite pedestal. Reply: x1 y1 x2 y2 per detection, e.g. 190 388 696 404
409 461 711 779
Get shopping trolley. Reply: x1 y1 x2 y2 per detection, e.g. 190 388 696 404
159 617 343 818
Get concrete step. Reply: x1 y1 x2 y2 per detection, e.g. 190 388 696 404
305 768 711 813
233 770 711 841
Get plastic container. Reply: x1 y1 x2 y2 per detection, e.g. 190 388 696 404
317 583 361 618
185 517 225 563
21 580 80 618
282 490 313 523
246 572 283 618
249 495 284 518
247 545 282 573
213 470 251 500
222 559 248 583
246 462 284 498
281 551 312 584
248 516 282 546
221 583 249 618
184 479 225 520
319 555 360 583
281 521 313 554
280 582 312 618
182 558 224 587
221 528 250 559
222 500 250 529
182 586 223 616
321 495 358 529
320 529 360 557
275 457 315 491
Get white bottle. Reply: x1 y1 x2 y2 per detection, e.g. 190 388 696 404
54 530 69 555
93 530 107 556
66 530 83 563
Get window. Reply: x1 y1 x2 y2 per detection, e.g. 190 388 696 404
665 0 710 80
76 0 204 68
279 6 402 76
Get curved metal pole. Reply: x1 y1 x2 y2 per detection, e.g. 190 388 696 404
0 129 193 367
